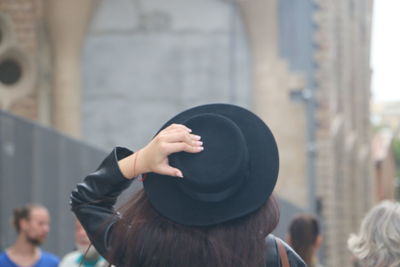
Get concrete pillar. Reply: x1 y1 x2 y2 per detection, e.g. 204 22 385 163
44 0 96 138
238 0 307 207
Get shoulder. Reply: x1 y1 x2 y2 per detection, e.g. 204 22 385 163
96 257 108 267
266 234 307 267
0 251 14 266
275 236 307 267
39 251 60 266
265 235 280 265
60 251 81 266
0 251 9 261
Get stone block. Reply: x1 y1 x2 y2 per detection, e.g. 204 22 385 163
140 0 231 32
89 0 139 32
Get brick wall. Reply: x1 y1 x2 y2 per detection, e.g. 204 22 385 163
314 0 374 266
0 0 43 120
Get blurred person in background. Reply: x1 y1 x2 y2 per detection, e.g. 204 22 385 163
0 204 59 267
348 200 400 267
287 214 323 267
60 219 107 267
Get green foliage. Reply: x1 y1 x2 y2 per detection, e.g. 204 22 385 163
372 124 390 133
393 138 400 199
393 138 400 167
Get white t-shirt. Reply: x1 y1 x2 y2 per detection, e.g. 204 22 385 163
59 251 107 267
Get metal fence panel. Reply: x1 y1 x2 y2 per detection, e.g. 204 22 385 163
0 110 107 256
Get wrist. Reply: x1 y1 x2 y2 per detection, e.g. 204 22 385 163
134 148 150 175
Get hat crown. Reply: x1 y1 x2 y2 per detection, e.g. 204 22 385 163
169 113 249 202
144 103 279 226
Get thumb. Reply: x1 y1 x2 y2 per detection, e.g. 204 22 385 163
159 165 183 178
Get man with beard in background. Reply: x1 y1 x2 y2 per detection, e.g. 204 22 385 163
0 204 59 267
60 219 107 267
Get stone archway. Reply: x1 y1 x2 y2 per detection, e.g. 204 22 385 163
44 0 96 138
82 0 252 150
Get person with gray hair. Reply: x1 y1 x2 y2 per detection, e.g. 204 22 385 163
347 200 400 267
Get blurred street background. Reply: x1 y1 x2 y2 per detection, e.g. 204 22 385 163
0 0 399 266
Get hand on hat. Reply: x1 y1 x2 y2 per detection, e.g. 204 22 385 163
118 124 203 179
140 124 203 177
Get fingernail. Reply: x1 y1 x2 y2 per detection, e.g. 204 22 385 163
192 135 201 140
198 146 204 151
195 141 203 146
186 128 192 132
176 171 184 178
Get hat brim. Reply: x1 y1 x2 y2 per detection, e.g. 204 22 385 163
143 103 279 226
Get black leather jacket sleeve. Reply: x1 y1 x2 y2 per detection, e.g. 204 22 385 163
70 147 134 260
70 147 307 267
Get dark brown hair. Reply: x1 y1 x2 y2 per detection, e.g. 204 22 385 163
12 203 46 232
288 214 320 266
107 189 279 267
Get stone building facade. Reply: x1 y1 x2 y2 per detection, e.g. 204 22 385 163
0 1 374 266
82 0 251 150
313 0 374 265
0 0 43 120
372 130 397 200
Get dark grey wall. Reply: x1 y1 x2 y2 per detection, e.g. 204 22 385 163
0 110 108 256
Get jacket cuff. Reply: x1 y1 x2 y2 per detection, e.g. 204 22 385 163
92 146 135 194
113 146 135 179
71 147 135 208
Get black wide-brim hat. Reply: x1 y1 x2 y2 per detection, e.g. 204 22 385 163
143 104 279 226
